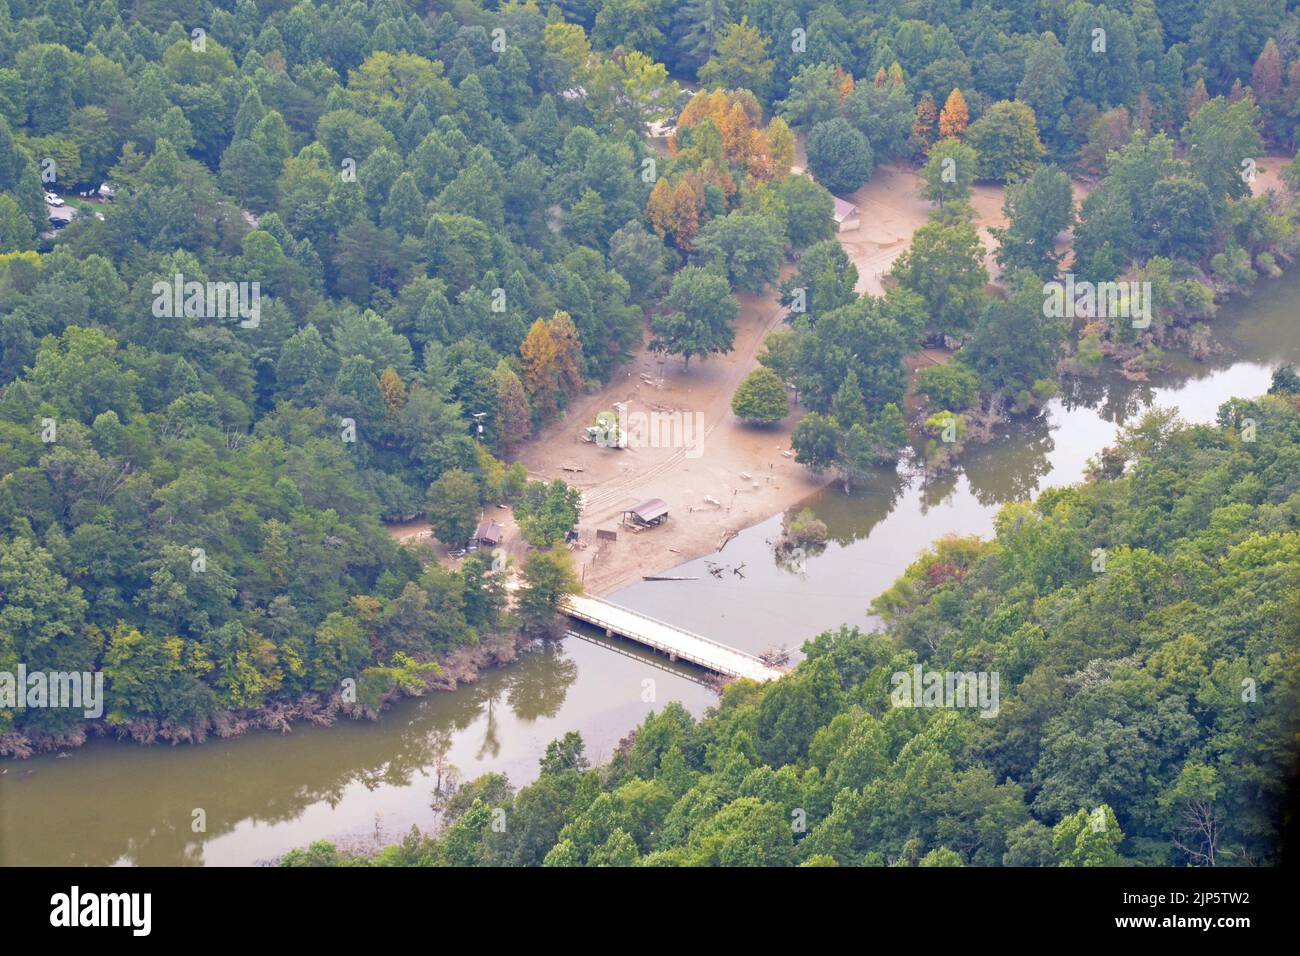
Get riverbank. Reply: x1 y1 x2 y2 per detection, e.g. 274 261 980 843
9 158 1287 764
7 265 1297 864
498 155 1292 596
0 629 537 760
502 163 1037 597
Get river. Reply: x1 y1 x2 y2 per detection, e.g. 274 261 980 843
3 274 1298 866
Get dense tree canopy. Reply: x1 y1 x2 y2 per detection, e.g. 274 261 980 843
289 395 1300 867
3 0 1299 876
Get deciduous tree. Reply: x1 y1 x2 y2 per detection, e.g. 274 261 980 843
426 468 481 548
731 367 790 423
650 266 737 368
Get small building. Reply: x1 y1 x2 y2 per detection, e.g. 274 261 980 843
623 498 669 527
471 519 504 549
832 196 860 231
98 182 115 201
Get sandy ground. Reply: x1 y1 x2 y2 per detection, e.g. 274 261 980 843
387 280 827 595
1252 153 1293 199
492 159 1035 597
385 273 828 596
389 151 1291 597
835 163 1092 293
387 165 1031 596
514 277 827 596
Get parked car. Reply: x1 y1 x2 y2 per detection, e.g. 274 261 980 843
47 207 76 229
45 192 64 206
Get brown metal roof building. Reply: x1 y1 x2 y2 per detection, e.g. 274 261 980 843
832 196 860 231
624 498 669 526
473 519 504 546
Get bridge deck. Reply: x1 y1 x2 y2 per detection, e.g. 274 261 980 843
561 594 785 683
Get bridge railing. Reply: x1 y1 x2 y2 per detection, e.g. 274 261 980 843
561 595 778 674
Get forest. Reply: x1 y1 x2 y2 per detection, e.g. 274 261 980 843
285 383 1300 866
0 0 1298 862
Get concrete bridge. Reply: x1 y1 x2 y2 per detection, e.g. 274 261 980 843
560 594 786 683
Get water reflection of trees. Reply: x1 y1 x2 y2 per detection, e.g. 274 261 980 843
779 464 908 550
917 467 960 512
1057 372 1156 425
962 414 1056 506
1058 343 1247 427
1057 372 1110 413
15 641 581 866
773 540 819 573
506 641 578 720
476 696 501 760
